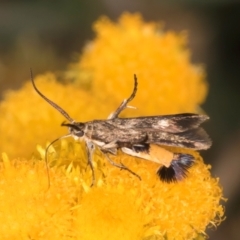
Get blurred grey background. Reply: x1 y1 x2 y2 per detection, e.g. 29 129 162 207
0 1 240 239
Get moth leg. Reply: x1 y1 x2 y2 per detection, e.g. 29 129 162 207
103 153 141 181
100 141 118 151
157 153 194 182
85 141 96 187
108 74 138 119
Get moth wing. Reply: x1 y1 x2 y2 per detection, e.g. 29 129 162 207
86 120 148 144
109 113 209 133
146 127 212 150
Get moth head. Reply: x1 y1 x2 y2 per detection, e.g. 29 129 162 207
61 122 86 140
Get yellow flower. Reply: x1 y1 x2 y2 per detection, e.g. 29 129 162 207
0 153 77 240
0 141 224 240
0 12 225 240
0 73 110 158
42 139 224 240
71 12 208 116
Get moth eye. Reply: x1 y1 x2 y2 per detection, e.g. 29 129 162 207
71 128 84 137
75 130 84 137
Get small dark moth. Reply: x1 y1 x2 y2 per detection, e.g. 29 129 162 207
31 70 211 186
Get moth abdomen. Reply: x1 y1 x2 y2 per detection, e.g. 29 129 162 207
157 153 194 183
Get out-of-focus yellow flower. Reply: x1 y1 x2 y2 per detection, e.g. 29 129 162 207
0 73 110 158
72 12 207 116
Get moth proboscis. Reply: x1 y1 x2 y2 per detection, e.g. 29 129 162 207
30 69 211 187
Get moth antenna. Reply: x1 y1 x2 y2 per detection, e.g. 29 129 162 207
128 74 138 102
157 154 194 182
107 74 138 119
45 134 72 189
30 68 74 123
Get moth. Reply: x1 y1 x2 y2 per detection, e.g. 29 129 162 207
31 71 211 185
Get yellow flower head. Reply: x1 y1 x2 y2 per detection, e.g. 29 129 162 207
42 139 224 240
0 153 77 240
0 12 224 240
74 12 208 115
